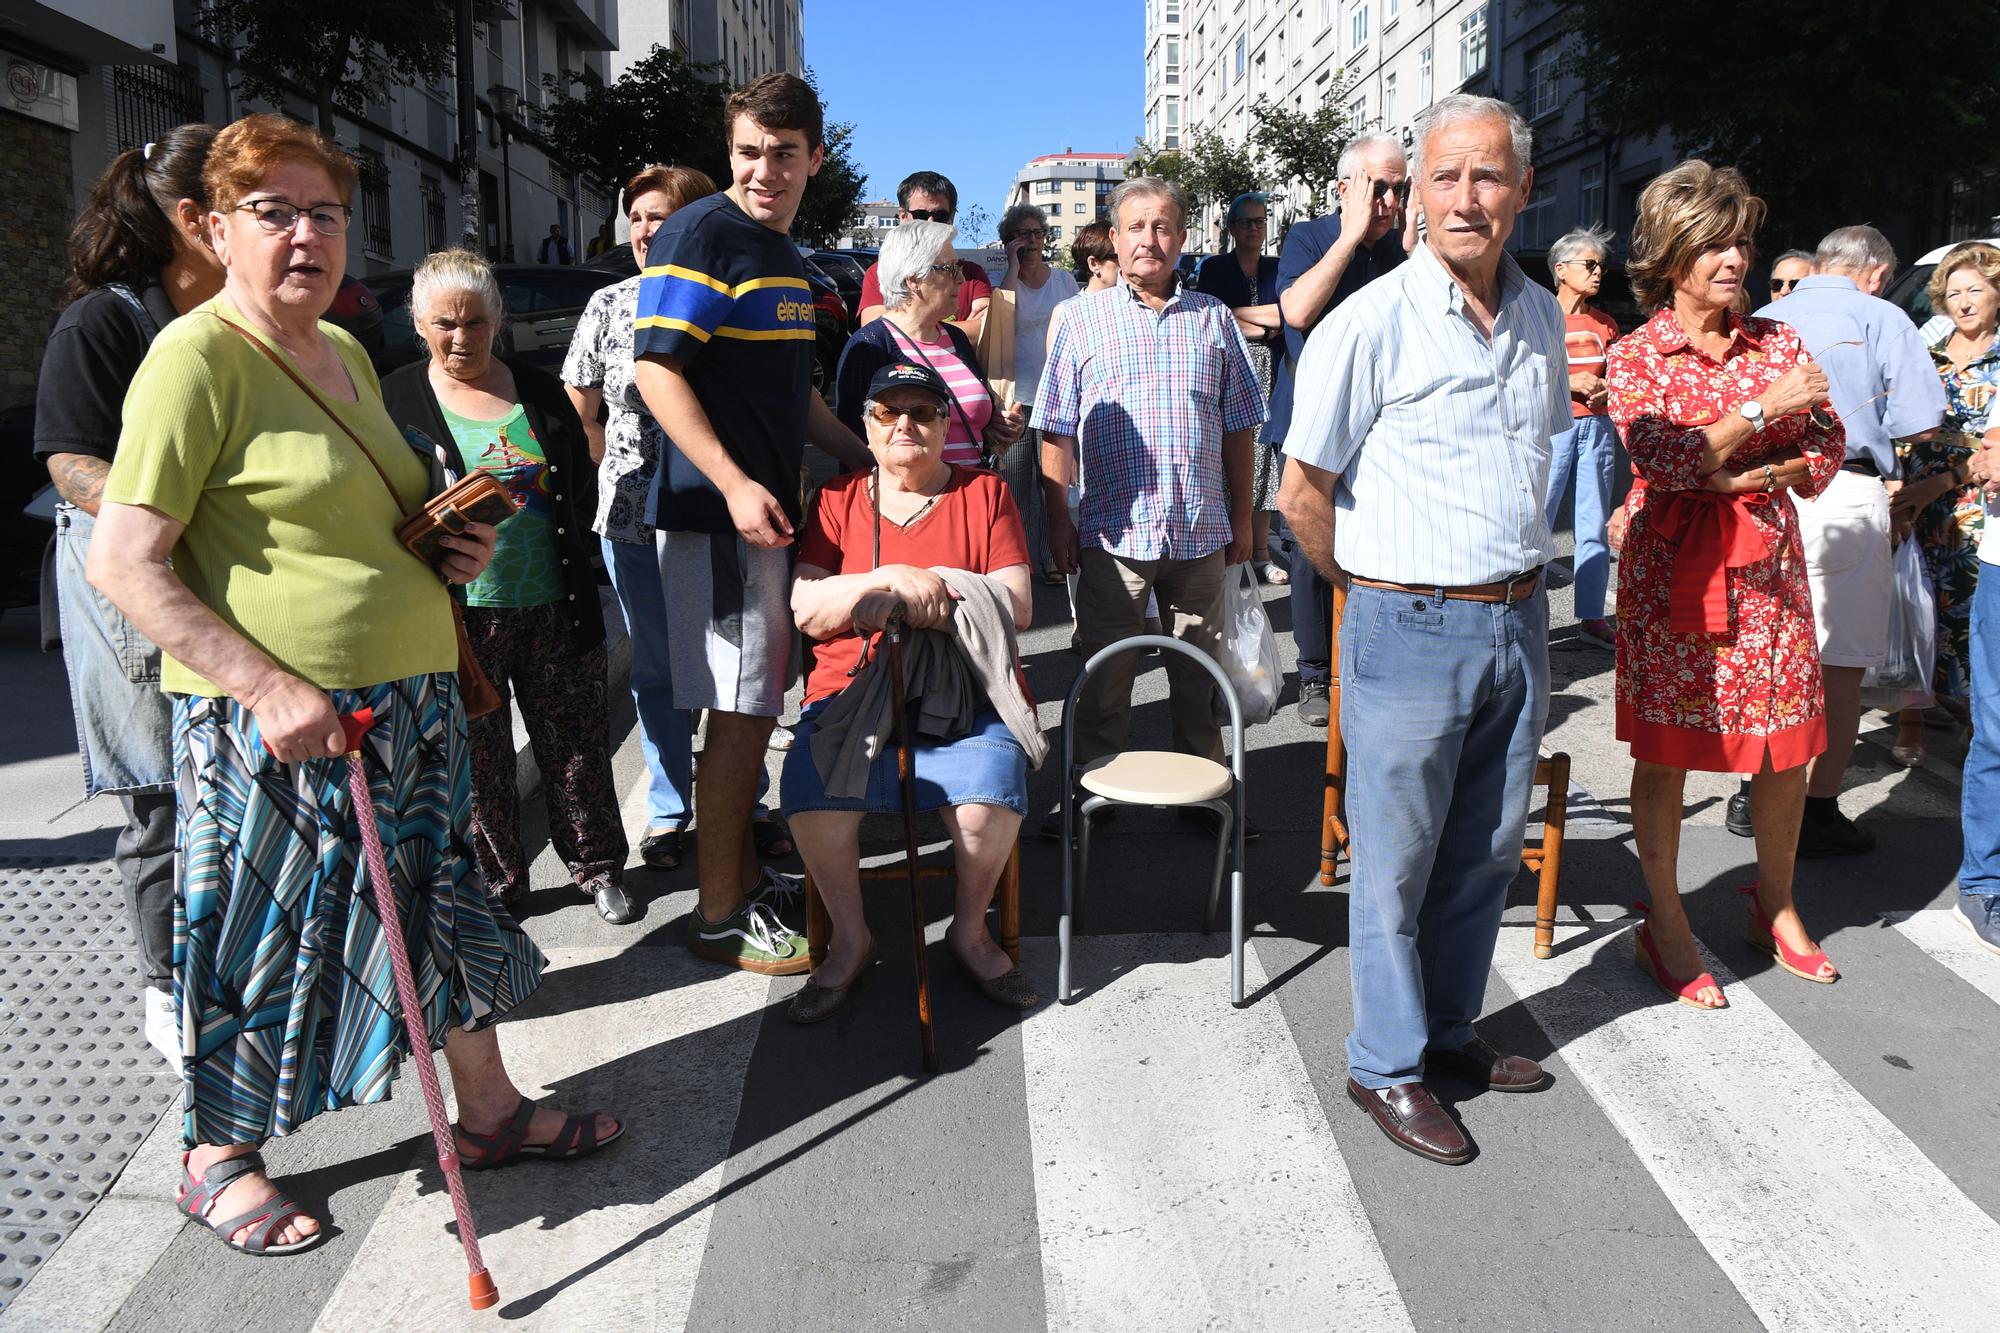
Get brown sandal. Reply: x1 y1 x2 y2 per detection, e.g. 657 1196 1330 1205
454 1096 624 1171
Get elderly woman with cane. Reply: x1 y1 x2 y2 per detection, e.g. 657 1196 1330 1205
87 114 620 1258
782 362 1045 1025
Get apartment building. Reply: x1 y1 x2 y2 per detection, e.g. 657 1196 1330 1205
615 0 804 84
1007 151 1124 246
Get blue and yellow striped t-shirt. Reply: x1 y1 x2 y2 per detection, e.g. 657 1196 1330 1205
634 191 816 534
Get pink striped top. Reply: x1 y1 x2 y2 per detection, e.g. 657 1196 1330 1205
886 324 992 465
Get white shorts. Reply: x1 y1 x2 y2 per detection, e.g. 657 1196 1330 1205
657 530 797 717
1794 468 1893 668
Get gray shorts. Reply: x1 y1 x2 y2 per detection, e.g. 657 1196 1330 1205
657 530 797 717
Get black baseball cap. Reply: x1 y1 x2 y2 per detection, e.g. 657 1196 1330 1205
864 361 952 406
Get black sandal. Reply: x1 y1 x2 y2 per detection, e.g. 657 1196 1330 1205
638 827 685 871
752 813 795 859
454 1096 625 1171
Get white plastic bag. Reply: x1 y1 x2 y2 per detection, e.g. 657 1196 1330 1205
1861 537 1936 713
1221 562 1282 725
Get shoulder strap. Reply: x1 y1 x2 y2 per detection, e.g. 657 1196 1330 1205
884 322 987 459
104 283 160 339
211 311 404 508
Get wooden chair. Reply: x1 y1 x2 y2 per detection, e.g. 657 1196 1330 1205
803 841 1022 970
1314 584 1572 959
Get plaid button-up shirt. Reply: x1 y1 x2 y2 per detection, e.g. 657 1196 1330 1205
1036 277 1268 561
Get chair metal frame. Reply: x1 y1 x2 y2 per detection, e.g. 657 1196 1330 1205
1057 634 1250 1005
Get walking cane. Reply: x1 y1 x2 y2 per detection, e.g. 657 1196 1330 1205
879 606 938 1073
340 709 499 1311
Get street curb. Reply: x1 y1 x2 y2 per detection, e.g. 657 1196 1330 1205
512 585 630 800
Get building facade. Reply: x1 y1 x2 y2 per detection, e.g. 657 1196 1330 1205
1007 151 1124 247
614 0 803 84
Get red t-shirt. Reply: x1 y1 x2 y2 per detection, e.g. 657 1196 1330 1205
859 259 994 323
1565 308 1622 418
796 466 1030 705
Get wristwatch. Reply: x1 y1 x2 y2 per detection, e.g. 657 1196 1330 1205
1739 400 1766 432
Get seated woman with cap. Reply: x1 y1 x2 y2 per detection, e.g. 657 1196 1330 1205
783 361 1042 1024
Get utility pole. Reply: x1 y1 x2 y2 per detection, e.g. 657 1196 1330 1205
455 0 481 252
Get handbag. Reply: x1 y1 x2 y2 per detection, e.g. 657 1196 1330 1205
975 286 1018 409
214 313 508 718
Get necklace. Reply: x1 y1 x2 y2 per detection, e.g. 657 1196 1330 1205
869 470 947 529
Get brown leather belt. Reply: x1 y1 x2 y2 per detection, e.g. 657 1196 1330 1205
1347 569 1543 604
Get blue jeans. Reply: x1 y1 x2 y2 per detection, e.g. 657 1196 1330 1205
55 505 172 795
1339 582 1550 1088
1545 414 1619 621
602 535 767 830
1958 567 2000 898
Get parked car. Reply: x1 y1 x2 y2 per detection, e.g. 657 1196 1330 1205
362 263 624 376
585 247 850 399
805 250 864 325
1883 236 2000 333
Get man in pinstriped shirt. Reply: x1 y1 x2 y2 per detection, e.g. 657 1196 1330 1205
1278 94 1570 1166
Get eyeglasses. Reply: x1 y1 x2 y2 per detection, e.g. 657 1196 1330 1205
1233 215 1269 228
1370 179 1413 204
1012 229 1047 240
235 198 351 237
1770 277 1801 294
1560 259 1604 273
907 207 954 223
866 402 944 425
924 262 962 282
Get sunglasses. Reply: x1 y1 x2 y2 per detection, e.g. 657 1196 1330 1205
907 207 954 223
1370 179 1413 204
1770 277 1801 294
867 403 944 425
1561 259 1604 273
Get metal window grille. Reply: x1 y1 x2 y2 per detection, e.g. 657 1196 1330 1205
422 178 447 253
356 148 392 254
109 64 205 153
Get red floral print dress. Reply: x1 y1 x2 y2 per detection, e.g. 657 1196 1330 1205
1606 309 1845 771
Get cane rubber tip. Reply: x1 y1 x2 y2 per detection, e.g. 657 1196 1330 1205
468 1271 499 1309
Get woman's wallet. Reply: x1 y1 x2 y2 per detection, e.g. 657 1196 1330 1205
395 471 516 568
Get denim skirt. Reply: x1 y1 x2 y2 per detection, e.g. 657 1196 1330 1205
781 702 1029 817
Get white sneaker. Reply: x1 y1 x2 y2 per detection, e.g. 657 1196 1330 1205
143 986 182 1076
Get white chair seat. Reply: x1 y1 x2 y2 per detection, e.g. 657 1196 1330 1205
1079 751 1232 805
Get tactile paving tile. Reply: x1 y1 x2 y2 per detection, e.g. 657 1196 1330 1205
0 860 172 1309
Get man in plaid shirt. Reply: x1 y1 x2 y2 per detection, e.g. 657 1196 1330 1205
1036 176 1267 834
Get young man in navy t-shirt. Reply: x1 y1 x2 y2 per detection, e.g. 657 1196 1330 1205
633 72 870 975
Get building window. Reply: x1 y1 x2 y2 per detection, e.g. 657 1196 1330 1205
1165 0 1179 19
355 147 392 255
1387 0 1399 19
1234 33 1246 82
1383 72 1396 125
1528 43 1561 119
1166 98 1180 149
1036 179 1058 196
1166 39 1180 83
1420 45 1433 104
1050 224 1064 240
1458 7 1487 82
1578 163 1605 226
1350 2 1368 52
1349 92 1366 127
109 63 205 152
422 177 446 253
1516 192 1557 251
1320 0 1333 32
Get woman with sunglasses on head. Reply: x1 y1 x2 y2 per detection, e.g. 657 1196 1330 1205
835 219 1024 470
1545 225 1624 649
35 124 221 1074
1197 192 1287 583
85 114 619 1257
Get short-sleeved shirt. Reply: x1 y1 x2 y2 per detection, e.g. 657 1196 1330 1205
1284 242 1570 586
634 192 815 534
879 321 992 465
795 466 1029 704
1763 274 1947 475
860 259 993 322
34 280 180 464
1264 215 1407 444
102 294 454 696
1563 308 1623 418
1034 277 1268 561
563 275 666 543
440 400 564 609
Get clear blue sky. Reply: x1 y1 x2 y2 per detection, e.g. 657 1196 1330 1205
803 2 1143 246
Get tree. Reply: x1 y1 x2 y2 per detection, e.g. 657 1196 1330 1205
540 45 732 199
1127 129 1264 220
196 0 470 137
793 120 869 247
1251 83 1362 225
1561 1 2000 251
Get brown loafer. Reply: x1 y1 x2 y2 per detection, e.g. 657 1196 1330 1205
787 946 876 1025
950 949 1040 1010
1424 1036 1550 1092
1345 1077 1475 1165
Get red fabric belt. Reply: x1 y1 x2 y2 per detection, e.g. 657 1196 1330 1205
1646 489 1773 635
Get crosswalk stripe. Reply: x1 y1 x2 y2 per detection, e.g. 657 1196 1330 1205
1490 917 2000 1332
310 946 769 1333
1882 908 2000 1006
1019 935 1414 1332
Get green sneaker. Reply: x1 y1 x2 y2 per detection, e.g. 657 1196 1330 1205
688 899 810 975
746 866 804 929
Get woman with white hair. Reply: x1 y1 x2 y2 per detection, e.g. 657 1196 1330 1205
382 249 635 924
1545 223 1623 649
835 218 1024 468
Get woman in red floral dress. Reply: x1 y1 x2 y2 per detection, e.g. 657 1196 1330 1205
1607 162 1844 1010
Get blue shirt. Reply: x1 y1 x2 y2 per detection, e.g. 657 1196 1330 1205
1762 274 1946 476
1263 214 1407 445
1284 242 1571 585
1035 277 1268 560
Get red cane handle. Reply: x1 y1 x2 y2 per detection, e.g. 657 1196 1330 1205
339 708 377 754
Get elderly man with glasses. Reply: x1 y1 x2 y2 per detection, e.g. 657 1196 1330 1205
857 170 993 336
1764 249 1814 307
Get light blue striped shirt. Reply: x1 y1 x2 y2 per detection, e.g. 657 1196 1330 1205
1284 241 1571 585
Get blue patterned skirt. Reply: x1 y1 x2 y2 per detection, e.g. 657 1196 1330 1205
172 672 545 1149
